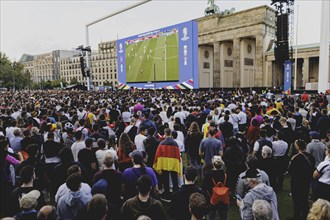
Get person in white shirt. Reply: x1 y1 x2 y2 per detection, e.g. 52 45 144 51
5 120 20 141
172 131 185 153
95 138 117 170
75 119 89 141
71 131 86 162
11 108 21 120
122 107 132 123
134 127 147 152
287 112 297 131
272 131 288 191
313 144 330 201
173 106 186 124
230 109 240 134
237 107 247 131
227 101 238 111
55 165 91 203
124 118 137 133
182 106 190 118
173 124 184 143
168 116 175 131
272 132 288 157
159 106 169 123
77 107 87 120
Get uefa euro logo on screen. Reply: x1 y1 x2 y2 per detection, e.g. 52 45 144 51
119 43 124 54
181 27 189 41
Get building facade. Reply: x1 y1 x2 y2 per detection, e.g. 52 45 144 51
265 43 330 90
197 5 276 88
19 54 34 79
20 5 328 90
20 51 76 83
60 40 117 87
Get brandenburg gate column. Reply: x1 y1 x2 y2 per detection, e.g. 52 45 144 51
233 38 241 88
302 57 309 87
255 34 264 87
213 41 221 88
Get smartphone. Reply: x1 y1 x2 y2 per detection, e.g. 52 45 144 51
235 194 242 201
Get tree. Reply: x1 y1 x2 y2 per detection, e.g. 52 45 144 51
70 77 79 85
104 80 111 86
0 52 32 90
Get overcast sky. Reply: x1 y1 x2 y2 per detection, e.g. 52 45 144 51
0 0 322 61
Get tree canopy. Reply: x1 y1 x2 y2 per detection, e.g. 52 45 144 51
0 52 32 90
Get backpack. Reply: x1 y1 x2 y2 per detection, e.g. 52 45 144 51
18 150 29 161
210 174 230 205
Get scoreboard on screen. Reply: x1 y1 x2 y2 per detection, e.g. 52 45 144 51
116 20 198 89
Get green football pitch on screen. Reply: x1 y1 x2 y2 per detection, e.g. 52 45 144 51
125 33 179 83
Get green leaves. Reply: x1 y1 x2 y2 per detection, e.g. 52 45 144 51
0 52 32 90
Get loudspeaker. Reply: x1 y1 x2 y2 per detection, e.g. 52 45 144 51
275 13 289 64
276 14 288 42
80 56 86 77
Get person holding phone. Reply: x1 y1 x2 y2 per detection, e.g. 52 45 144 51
236 169 279 220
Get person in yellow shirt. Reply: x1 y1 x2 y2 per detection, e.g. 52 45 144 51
202 115 213 139
86 106 96 125
275 98 283 111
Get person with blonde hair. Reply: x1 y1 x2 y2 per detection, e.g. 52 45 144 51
307 199 330 220
202 155 227 220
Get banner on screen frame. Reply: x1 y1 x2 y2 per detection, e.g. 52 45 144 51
284 61 292 95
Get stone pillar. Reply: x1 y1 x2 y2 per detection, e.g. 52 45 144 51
255 34 264 87
302 58 309 87
233 38 241 88
213 41 221 88
265 60 273 87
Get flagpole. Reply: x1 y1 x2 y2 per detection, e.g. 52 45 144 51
294 5 299 91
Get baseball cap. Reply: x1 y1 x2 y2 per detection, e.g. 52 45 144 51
309 131 320 139
91 179 108 195
244 169 260 179
19 190 40 209
129 150 143 163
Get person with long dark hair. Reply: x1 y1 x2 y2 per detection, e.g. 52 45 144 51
185 122 203 168
222 137 245 190
117 132 135 172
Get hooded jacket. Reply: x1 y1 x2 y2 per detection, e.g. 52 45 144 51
57 191 91 220
240 183 279 220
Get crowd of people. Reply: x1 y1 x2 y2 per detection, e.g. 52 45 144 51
0 89 330 220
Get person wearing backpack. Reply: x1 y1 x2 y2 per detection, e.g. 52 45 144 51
202 156 228 220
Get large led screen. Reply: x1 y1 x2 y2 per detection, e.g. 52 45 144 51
117 20 198 89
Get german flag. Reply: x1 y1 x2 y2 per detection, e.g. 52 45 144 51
153 139 182 176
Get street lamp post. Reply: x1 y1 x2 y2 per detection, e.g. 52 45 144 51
85 0 151 91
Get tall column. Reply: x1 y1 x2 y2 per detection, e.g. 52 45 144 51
302 58 309 87
265 60 273 87
233 38 241 88
213 41 221 88
255 34 264 87
318 0 330 93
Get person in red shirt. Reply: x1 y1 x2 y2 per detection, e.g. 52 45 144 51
301 92 309 103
